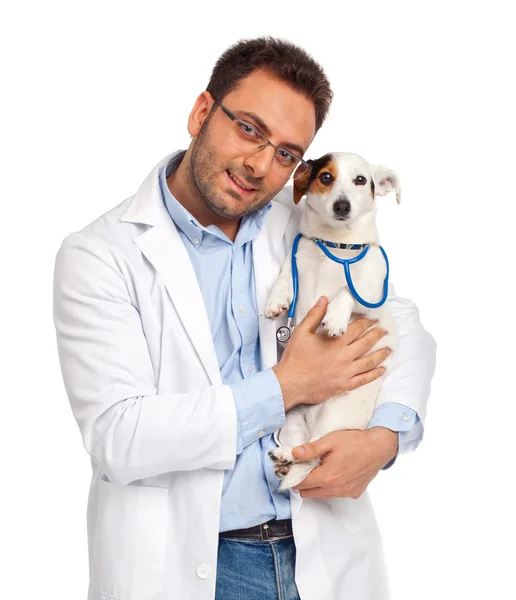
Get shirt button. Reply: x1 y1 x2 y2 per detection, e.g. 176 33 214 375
197 564 211 579
240 305 245 313
400 413 410 422
193 237 200 245
258 429 265 437
248 364 253 373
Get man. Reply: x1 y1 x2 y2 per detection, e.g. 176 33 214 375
53 37 436 600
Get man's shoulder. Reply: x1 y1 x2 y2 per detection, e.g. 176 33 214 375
56 196 139 259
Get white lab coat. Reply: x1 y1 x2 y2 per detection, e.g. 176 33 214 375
53 152 436 600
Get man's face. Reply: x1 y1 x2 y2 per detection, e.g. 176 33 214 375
188 69 317 220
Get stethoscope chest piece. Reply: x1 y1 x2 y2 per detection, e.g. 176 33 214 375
276 325 292 344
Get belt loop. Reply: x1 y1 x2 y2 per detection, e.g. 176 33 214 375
260 522 270 541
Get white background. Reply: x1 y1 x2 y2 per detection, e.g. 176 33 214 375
2 1 515 598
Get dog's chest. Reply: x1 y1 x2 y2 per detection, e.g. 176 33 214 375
296 241 384 305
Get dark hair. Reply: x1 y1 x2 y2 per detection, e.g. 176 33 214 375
206 37 333 132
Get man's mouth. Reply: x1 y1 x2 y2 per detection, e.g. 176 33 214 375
226 170 257 194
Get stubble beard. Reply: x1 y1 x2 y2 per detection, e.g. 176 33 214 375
188 118 280 220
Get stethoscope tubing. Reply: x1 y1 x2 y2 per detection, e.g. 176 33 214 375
278 233 389 343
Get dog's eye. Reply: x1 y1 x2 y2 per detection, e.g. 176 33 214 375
319 172 334 185
354 175 367 186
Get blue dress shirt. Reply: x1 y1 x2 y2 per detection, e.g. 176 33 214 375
160 151 420 531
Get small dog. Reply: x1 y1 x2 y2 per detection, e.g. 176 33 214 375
266 152 401 491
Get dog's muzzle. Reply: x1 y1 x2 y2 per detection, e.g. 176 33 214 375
332 198 351 219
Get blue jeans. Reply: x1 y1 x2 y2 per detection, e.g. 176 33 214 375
215 535 301 600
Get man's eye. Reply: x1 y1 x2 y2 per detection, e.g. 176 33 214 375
238 122 259 138
354 175 367 185
276 149 296 165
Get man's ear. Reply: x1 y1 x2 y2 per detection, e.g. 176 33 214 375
372 165 401 204
187 92 214 137
293 162 313 204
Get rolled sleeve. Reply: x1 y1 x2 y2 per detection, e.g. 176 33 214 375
230 368 285 454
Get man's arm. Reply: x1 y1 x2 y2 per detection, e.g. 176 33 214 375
365 283 436 467
291 284 436 497
367 403 419 469
53 233 263 486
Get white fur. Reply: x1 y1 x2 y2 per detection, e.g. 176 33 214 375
266 152 400 491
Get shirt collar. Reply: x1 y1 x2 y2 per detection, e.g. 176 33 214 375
159 151 273 247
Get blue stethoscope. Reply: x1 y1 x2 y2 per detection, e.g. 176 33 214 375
275 233 390 344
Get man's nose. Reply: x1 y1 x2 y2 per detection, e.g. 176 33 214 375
243 144 276 177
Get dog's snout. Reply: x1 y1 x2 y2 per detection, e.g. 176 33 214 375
333 199 351 219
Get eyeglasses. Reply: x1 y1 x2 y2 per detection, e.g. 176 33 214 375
212 98 310 180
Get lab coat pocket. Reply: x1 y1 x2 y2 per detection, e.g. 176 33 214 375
92 475 169 600
328 492 374 534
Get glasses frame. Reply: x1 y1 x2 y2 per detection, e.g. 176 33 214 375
212 98 311 176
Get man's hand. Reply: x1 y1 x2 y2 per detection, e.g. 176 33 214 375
290 427 398 499
273 296 391 412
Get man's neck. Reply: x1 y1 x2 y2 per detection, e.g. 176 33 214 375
166 153 240 242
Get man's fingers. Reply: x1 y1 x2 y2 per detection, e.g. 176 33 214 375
298 487 332 498
351 347 391 376
347 366 386 390
342 317 378 344
292 469 326 490
295 296 328 334
346 326 387 359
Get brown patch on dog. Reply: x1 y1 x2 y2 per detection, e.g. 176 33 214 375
293 153 337 204
310 159 339 196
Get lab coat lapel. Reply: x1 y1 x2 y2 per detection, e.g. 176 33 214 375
253 202 292 370
121 154 222 385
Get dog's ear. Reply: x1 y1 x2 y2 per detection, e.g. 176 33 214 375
293 161 313 204
372 165 401 204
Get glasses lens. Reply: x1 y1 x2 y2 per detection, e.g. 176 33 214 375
228 118 267 153
291 161 310 181
226 116 308 180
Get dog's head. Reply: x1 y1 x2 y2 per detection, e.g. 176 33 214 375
293 152 401 227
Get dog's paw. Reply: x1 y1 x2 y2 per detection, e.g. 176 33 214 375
268 447 296 465
321 304 350 336
276 459 321 492
268 447 296 480
265 288 292 318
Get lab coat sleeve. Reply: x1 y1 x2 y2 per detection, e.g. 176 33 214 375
52 232 237 486
375 283 437 447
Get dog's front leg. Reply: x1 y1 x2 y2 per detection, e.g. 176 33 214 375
321 287 354 336
265 249 293 318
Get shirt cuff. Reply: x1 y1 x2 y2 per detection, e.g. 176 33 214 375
367 402 422 470
230 368 285 454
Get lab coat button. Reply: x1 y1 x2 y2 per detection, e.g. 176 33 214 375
197 564 210 579
248 364 253 373
240 305 245 313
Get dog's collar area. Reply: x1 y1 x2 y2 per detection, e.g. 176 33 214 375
311 237 378 250
276 233 390 344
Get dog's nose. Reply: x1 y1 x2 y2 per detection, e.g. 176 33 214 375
333 199 351 219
